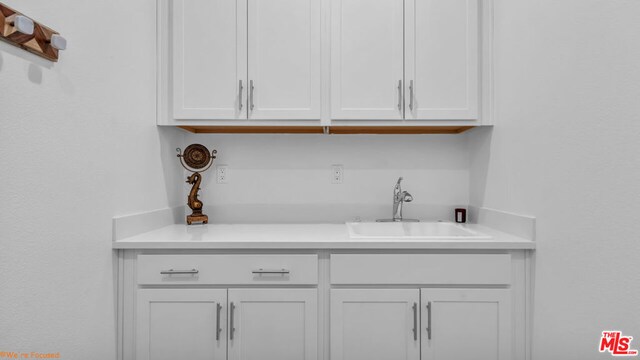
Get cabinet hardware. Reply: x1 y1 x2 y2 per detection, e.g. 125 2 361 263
159 269 199 275
409 80 414 111
250 80 255 111
230 302 236 340
397 80 403 111
239 80 244 111
412 302 418 341
216 303 222 340
251 268 290 275
426 301 432 340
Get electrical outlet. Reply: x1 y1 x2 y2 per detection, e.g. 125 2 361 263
216 165 228 184
332 165 344 184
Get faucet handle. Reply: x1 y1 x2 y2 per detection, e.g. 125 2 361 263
394 177 403 192
403 191 413 202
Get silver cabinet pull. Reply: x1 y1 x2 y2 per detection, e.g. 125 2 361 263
397 80 403 111
251 268 290 274
412 302 418 341
230 302 236 340
160 269 199 275
216 303 222 340
409 80 414 111
249 80 255 111
238 80 244 111
426 301 432 340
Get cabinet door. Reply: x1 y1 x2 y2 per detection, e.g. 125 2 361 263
331 289 420 360
421 289 511 360
405 0 479 120
247 0 321 120
136 289 227 360
228 289 317 360
172 0 247 119
331 0 405 120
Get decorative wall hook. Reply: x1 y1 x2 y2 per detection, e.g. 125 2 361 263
0 3 66 62
11 15 34 35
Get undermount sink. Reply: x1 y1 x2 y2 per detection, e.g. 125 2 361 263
346 221 491 240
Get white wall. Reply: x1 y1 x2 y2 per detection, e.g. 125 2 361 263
469 0 640 358
5 0 638 358
0 0 182 358
0 2 469 357
185 133 469 223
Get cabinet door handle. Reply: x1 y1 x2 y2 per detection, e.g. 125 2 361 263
409 80 414 111
238 80 244 111
159 269 199 275
230 302 236 340
216 303 222 341
426 301 432 340
412 302 418 341
397 80 403 111
249 80 255 111
251 268 290 275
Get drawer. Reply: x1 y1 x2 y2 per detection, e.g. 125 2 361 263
137 254 318 285
331 254 511 285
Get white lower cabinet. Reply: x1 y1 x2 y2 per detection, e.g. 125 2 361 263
330 288 511 360
228 289 318 360
125 251 526 360
330 289 421 360
136 288 316 360
421 289 512 360
136 289 228 360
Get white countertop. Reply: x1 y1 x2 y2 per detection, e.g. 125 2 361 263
112 223 535 250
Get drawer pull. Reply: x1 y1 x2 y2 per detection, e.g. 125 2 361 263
216 303 222 341
249 80 255 111
412 302 418 341
409 80 414 111
160 269 199 275
251 268 290 275
230 302 236 340
426 301 432 340
397 79 403 111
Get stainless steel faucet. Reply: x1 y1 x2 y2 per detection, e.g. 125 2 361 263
378 177 418 222
392 177 414 221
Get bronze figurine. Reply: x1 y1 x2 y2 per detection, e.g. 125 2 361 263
177 144 217 225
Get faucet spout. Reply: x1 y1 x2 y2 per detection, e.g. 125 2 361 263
377 178 418 223
391 178 414 221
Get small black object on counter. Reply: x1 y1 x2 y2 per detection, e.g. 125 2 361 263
455 208 467 223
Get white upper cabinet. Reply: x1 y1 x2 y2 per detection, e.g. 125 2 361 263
331 0 405 120
172 0 246 120
405 0 479 120
331 0 482 122
247 0 321 120
170 0 320 122
163 0 489 125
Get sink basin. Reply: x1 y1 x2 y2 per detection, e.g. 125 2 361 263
346 221 491 240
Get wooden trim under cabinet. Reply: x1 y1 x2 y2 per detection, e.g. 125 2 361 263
329 126 474 134
176 125 475 135
178 126 325 134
